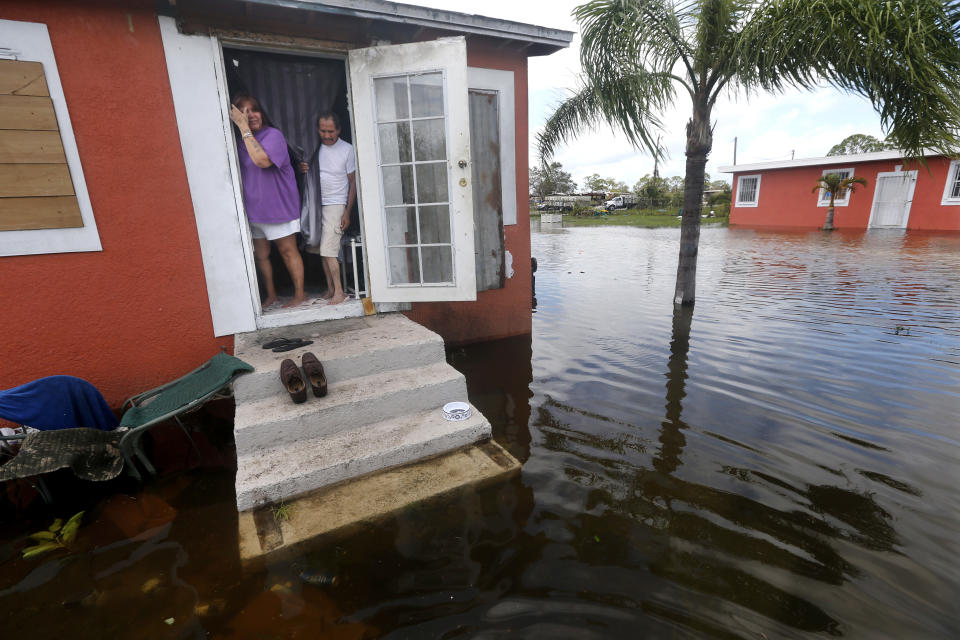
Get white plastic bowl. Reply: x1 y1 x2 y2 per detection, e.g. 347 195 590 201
442 401 471 421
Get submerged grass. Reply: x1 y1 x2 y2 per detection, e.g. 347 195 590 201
534 209 729 228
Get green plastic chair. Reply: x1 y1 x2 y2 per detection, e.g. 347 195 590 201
118 351 253 479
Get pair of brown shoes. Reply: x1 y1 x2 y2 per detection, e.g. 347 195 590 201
279 353 327 404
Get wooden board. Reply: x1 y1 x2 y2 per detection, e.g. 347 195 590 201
469 89 506 292
0 95 58 130
0 130 66 163
0 60 49 97
0 163 74 197
0 196 83 231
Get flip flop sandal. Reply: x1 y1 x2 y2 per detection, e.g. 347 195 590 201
280 359 307 404
262 337 294 349
301 352 327 397
272 339 314 352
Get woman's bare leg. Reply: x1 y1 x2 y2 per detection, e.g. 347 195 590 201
275 234 306 307
253 237 278 307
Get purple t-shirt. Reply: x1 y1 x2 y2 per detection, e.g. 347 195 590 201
237 126 300 224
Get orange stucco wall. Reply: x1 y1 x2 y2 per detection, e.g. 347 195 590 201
404 42 532 345
0 0 230 408
729 157 960 231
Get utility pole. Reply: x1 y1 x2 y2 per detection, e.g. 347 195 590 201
653 135 661 179
791 149 795 159
733 136 737 165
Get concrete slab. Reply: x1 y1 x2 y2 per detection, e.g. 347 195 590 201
235 403 492 510
234 360 468 453
237 440 520 567
234 313 446 403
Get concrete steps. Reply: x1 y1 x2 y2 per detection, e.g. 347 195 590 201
235 405 490 511
232 313 492 512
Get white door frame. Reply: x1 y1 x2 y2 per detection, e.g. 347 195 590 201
867 170 918 229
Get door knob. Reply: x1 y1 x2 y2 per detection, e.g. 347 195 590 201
458 160 467 168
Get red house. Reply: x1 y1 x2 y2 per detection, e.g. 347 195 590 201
0 0 572 407
721 151 960 231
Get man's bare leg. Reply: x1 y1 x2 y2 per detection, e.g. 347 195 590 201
323 256 347 305
275 234 306 307
253 237 278 308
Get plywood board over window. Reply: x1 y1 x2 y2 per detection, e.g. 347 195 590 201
0 59 82 231
0 18 101 256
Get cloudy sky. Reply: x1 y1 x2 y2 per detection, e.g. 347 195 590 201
398 0 888 189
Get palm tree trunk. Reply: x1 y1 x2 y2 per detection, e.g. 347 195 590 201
673 98 712 306
823 203 836 230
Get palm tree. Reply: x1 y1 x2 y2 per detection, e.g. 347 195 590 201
812 173 868 231
538 0 960 306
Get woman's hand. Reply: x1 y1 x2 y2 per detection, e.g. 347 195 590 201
299 162 310 174
229 105 249 131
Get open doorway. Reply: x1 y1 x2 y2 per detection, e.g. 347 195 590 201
223 46 365 313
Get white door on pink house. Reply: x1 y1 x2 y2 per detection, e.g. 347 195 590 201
348 37 477 303
869 171 917 229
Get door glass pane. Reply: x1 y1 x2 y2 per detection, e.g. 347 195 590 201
378 122 412 164
409 73 443 117
419 205 450 244
374 76 409 121
412 119 446 161
389 247 420 284
421 246 453 283
416 163 448 204
382 165 415 205
385 206 418 246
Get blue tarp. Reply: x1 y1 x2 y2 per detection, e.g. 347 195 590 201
0 375 118 431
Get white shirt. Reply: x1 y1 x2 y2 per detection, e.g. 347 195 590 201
317 138 356 206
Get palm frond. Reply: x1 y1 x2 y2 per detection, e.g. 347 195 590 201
575 0 693 85
537 71 675 163
735 0 960 158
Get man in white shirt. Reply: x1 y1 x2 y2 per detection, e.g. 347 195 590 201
315 112 356 305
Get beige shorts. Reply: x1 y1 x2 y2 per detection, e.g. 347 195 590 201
319 204 345 257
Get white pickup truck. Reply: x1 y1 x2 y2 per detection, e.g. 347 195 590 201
604 194 638 210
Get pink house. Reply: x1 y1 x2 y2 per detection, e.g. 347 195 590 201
720 151 960 231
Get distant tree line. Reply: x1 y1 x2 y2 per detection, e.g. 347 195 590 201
530 161 731 208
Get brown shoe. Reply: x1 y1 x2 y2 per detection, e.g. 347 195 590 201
301 352 327 398
280 359 307 404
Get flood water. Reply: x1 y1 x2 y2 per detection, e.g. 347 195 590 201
2 225 959 638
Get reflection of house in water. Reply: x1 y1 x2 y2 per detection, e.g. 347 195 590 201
0 1 571 536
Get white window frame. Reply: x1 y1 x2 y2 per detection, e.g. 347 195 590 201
817 167 854 207
940 159 960 206
0 19 102 257
466 67 516 225
735 174 761 207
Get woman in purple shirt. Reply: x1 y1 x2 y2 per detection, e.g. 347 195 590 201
229 94 305 309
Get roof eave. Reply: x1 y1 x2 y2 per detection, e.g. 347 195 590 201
231 0 574 53
718 148 950 173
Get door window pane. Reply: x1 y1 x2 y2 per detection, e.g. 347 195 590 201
382 165 415 205
385 206 418 246
378 122 412 164
421 246 453 283
389 247 420 284
418 205 450 244
415 163 448 204
409 73 443 117
374 76 409 121
412 118 446 161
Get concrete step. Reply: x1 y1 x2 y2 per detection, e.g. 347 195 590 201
237 440 520 565
234 360 468 455
233 313 446 404
235 404 492 511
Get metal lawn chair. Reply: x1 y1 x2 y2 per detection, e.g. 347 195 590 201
117 351 253 479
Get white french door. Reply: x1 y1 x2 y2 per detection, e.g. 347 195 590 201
348 37 477 302
868 171 917 229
